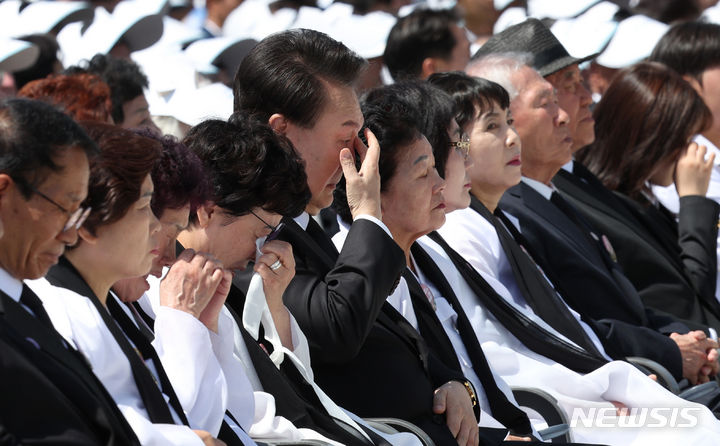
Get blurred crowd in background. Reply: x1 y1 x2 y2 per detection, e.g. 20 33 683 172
2 0 719 140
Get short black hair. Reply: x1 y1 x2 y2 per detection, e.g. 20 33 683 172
383 8 461 81
233 28 366 128
428 71 510 130
334 0 393 14
182 112 311 222
0 98 97 198
649 21 720 82
629 0 700 24
12 34 60 90
65 54 149 125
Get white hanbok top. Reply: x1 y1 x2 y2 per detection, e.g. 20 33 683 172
27 277 206 446
436 206 720 445
144 271 329 444
147 267 419 446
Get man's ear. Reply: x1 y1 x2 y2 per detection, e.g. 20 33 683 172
196 202 216 229
268 113 288 135
0 175 13 239
683 74 703 95
78 227 98 245
421 57 439 80
0 174 12 198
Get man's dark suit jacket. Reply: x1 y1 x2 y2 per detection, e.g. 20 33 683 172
467 196 685 379
0 286 140 445
554 162 720 330
499 182 686 378
278 217 465 445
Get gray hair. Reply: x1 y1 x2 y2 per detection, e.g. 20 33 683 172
466 52 533 100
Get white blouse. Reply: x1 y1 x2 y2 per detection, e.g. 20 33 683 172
27 277 205 446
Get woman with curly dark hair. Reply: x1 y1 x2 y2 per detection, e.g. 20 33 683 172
174 113 419 446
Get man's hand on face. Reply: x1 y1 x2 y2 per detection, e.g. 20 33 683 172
340 128 383 220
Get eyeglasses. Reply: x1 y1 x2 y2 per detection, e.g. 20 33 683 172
250 210 285 243
28 184 91 232
450 133 471 159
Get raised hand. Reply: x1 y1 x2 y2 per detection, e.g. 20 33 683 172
675 142 715 197
254 239 295 348
340 128 383 220
159 249 230 332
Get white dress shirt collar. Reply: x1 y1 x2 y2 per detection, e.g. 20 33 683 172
561 160 574 174
293 212 311 231
520 176 555 200
0 266 23 302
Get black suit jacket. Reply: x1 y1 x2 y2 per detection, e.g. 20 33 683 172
500 181 687 330
0 286 139 445
467 196 689 379
278 217 464 445
554 162 720 330
498 182 685 378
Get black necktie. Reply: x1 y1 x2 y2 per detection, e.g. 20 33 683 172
85 292 180 425
550 191 616 267
105 296 190 426
20 284 54 329
306 217 340 258
490 206 607 358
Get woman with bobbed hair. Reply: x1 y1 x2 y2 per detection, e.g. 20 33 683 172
17 73 113 123
575 61 720 322
27 123 226 446
160 112 370 445
173 113 347 444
